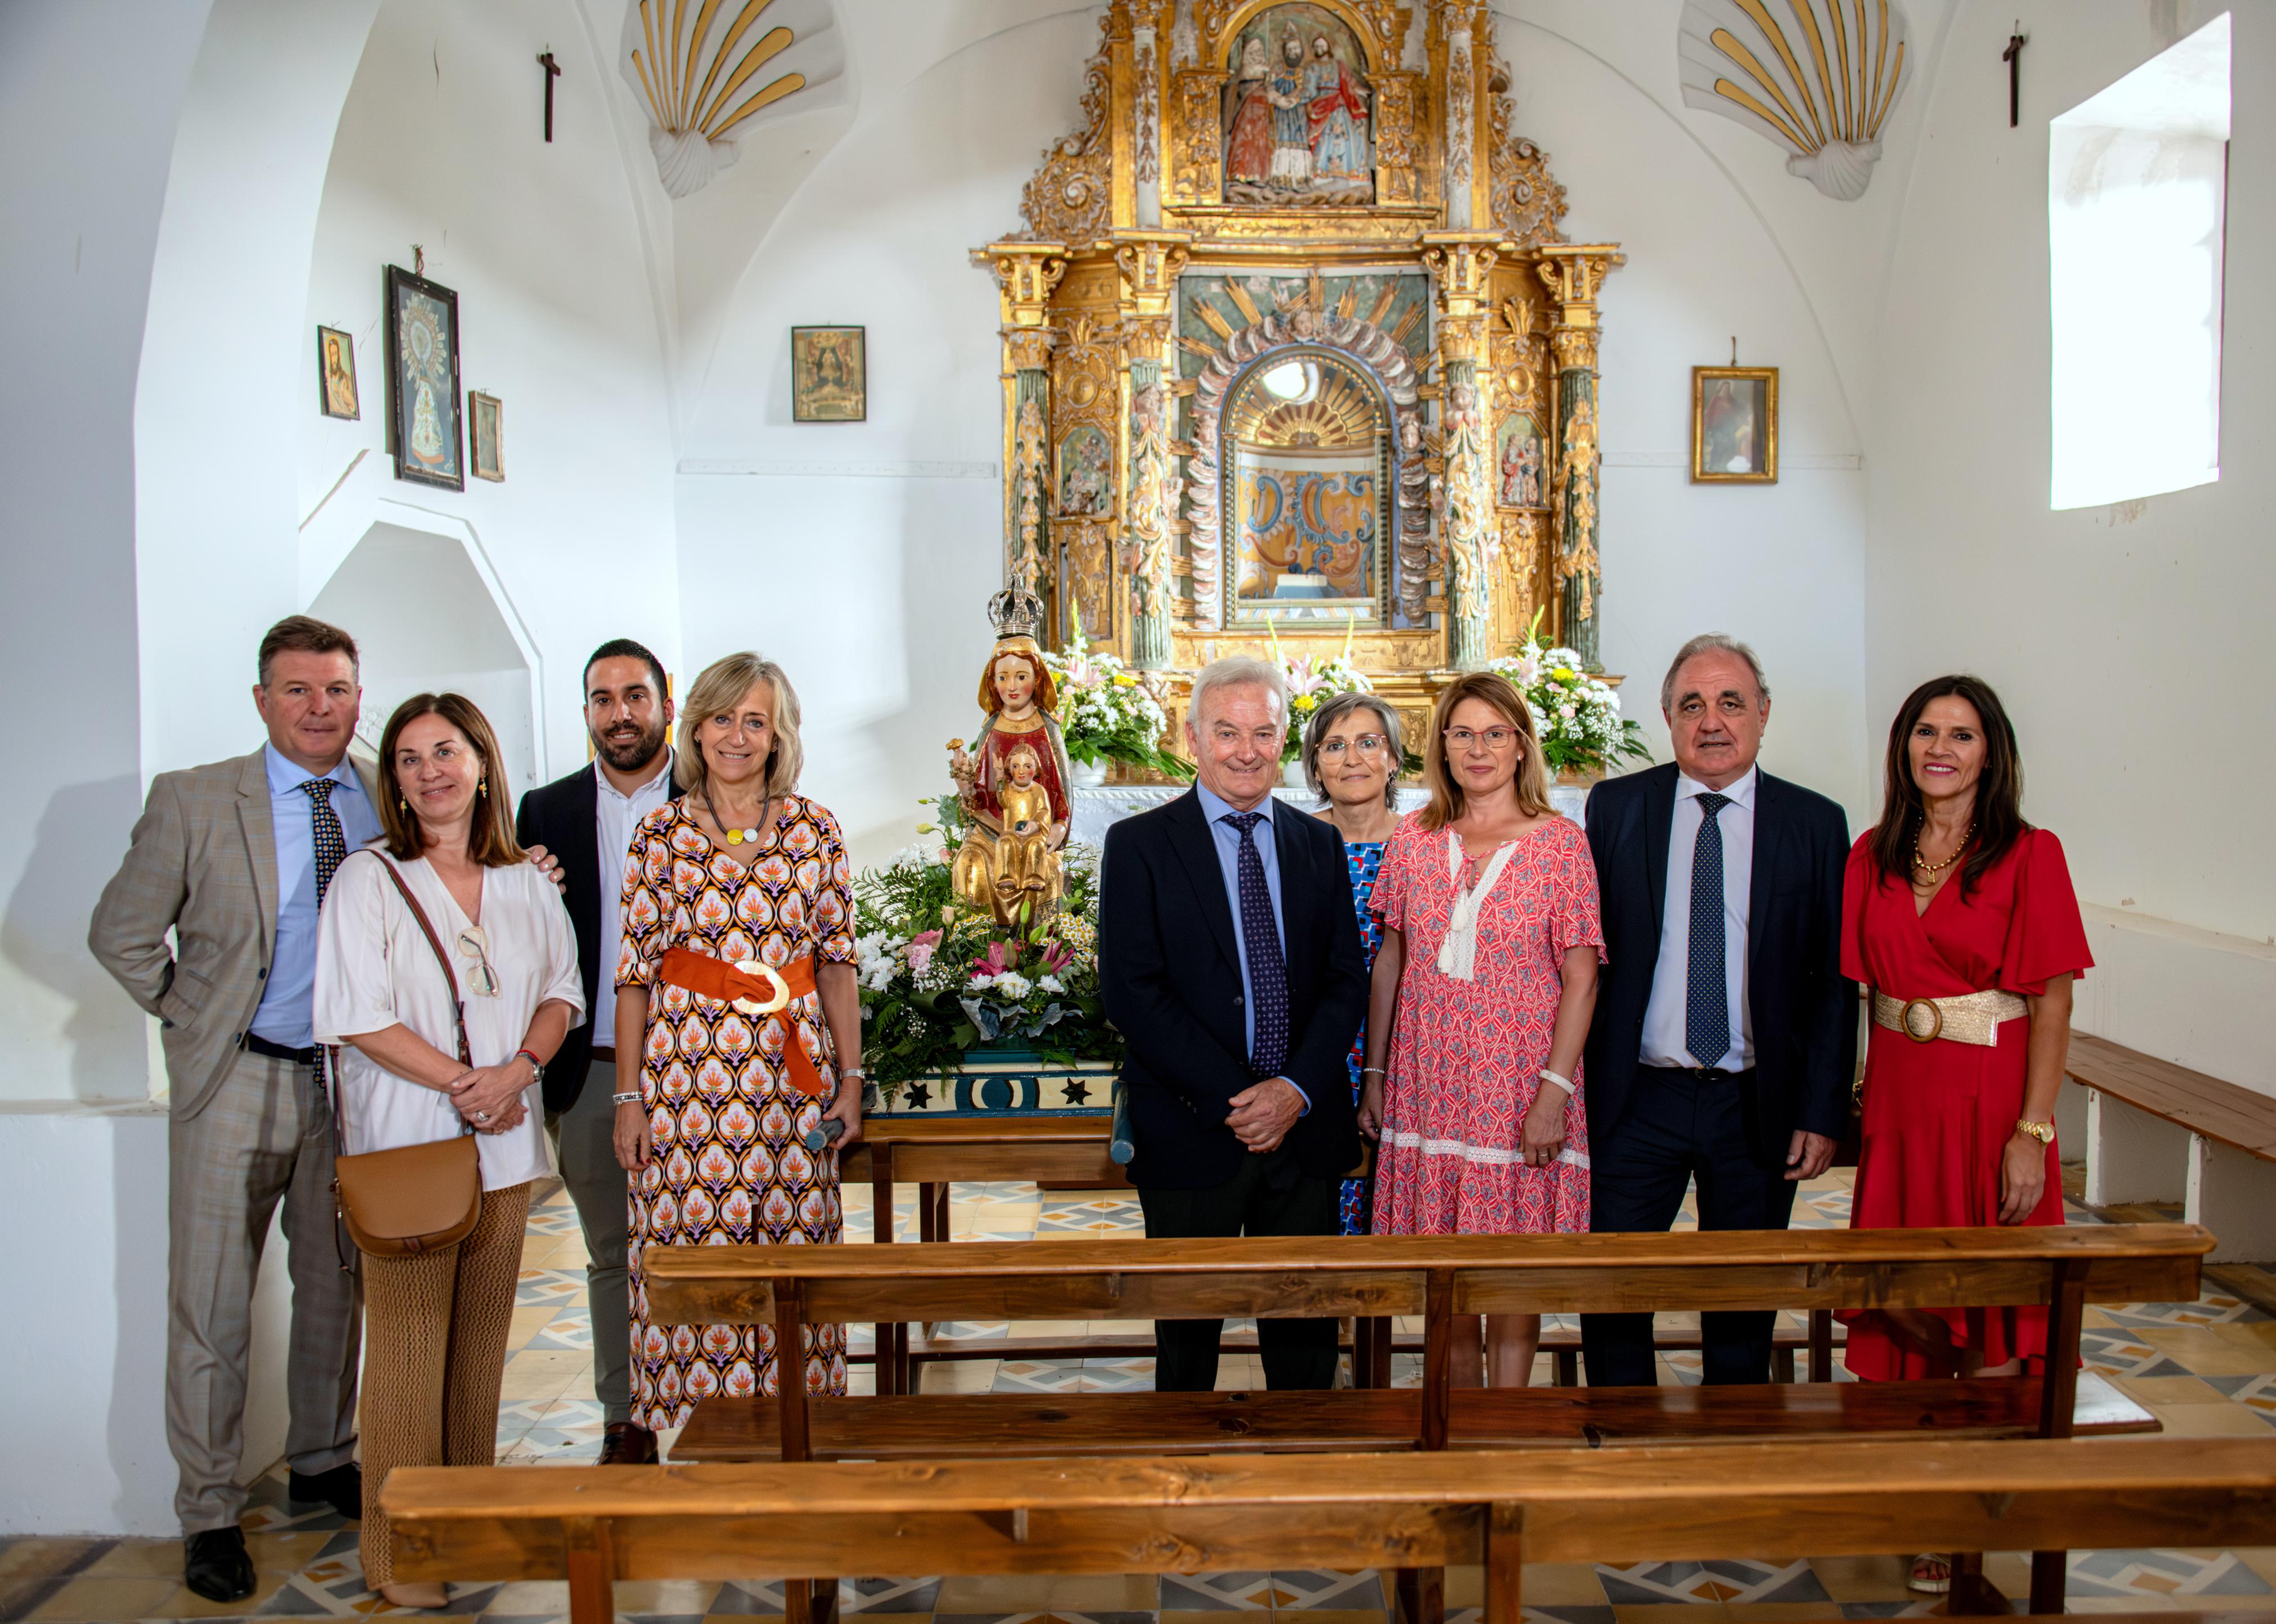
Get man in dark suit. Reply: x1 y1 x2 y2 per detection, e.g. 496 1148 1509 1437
1102 655 1369 1392
1580 634 1854 1387
515 638 682 1462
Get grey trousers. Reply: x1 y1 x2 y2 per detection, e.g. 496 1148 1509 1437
167 1049 361 1533
545 1058 633 1425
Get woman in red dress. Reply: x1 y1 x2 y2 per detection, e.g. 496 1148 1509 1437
1839 675 2092 1590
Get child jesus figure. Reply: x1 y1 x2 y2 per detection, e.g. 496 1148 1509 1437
994 743 1062 903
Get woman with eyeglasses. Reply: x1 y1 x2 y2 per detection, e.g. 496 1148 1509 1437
1301 691 1406 1234
1357 672 1602 1388
313 692 581 1608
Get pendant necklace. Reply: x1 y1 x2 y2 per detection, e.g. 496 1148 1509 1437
716 796 770 846
1912 820 1973 881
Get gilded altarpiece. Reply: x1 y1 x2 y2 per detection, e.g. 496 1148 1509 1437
976 0 1622 750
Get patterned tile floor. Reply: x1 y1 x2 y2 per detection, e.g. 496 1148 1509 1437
6 1167 2274 1623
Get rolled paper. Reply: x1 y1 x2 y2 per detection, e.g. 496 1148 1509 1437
803 1117 847 1153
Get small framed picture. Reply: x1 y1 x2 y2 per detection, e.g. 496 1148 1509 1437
1494 411 1548 509
468 391 504 481
385 263 463 490
316 326 360 420
792 325 866 422
1691 366 1778 483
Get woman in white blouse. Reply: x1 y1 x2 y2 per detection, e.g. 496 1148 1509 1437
315 693 582 1609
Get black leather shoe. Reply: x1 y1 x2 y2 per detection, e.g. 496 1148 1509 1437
184 1525 257 1604
597 1422 659 1465
288 1461 363 1519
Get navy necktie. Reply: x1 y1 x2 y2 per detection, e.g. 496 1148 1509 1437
301 778 347 1093
1686 791 1732 1070
1223 811 1288 1080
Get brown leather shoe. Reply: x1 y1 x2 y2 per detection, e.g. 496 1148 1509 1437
598 1421 658 1465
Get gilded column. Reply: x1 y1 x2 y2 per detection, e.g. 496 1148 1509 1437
1115 231 1190 669
981 243 1070 611
1425 234 1499 670
1436 1 1491 231
1538 245 1622 666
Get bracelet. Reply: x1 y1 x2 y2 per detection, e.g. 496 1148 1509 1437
611 1091 641 1106
1539 1067 1576 1097
1361 1066 1386 1077
840 1066 867 1081
517 1048 544 1085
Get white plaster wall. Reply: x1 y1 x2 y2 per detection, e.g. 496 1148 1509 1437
299 0 681 786
1866 0 2276 1089
673 6 1101 861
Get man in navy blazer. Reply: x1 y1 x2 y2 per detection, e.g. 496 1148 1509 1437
515 638 683 1464
1102 655 1368 1392
1580 635 1855 1387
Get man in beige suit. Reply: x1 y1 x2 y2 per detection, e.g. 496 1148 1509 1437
91 616 378 1603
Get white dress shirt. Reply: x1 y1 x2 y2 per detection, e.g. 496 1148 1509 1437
593 752 675 1041
1640 765 1757 1072
315 851 585 1190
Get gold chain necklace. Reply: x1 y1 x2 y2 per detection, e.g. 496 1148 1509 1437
1912 820 1974 880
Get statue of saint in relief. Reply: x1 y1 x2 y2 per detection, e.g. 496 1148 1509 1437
948 629 1074 928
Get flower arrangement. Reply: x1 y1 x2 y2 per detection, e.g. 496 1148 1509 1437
1041 633 1191 779
852 791 1120 1092
1269 618 1373 762
1487 609 1652 778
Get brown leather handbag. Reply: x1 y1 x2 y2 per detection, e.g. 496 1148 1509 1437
330 856 482 1257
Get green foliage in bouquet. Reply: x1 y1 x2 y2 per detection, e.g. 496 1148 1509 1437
1488 607 1653 776
852 793 1123 1094
1043 634 1193 780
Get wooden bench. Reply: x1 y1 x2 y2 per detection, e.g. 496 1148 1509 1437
2071 1032 2276 1261
384 1434 2276 1624
647 1223 2204 1465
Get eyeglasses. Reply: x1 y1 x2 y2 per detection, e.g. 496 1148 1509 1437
1445 727 1522 752
1317 734 1388 760
455 925 500 998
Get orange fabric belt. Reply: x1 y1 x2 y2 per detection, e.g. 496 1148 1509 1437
657 947 831 1098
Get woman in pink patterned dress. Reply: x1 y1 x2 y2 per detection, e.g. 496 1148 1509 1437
1358 672 1603 1388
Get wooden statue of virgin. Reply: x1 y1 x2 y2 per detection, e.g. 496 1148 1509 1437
947 619 1074 929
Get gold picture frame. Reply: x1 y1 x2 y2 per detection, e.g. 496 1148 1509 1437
1691 366 1778 484
468 391 504 481
792 325 866 422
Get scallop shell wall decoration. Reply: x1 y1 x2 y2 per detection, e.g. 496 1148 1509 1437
618 0 848 200
1678 0 1911 200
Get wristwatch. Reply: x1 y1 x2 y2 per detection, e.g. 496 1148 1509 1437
2015 1117 2056 1146
517 1048 544 1089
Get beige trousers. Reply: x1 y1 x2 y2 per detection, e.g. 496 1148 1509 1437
167 1048 361 1532
359 1182 530 1588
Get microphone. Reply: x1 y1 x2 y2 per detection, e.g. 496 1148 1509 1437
803 1118 847 1153
1109 1081 1135 1166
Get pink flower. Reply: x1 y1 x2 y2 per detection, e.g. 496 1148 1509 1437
970 939 1020 979
906 941 936 974
1040 940 1074 974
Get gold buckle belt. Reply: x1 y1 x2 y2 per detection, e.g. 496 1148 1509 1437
1871 987 2027 1047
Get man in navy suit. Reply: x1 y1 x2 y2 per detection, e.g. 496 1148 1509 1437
1101 655 1369 1392
1580 634 1855 1386
515 639 683 1462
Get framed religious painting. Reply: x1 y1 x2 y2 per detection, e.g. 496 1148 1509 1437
1691 365 1778 483
792 325 865 422
384 264 463 490
315 325 359 420
1494 411 1548 509
468 391 504 481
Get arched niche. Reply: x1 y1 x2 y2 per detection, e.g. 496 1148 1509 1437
308 520 544 799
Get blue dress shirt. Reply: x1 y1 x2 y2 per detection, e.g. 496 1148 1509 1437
248 745 382 1049
1192 782 1305 1108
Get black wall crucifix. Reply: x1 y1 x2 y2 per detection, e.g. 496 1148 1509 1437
2002 25 2027 128
538 50 561 142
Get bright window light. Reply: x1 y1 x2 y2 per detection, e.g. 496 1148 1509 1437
2048 12 2229 511
1260 360 1313 401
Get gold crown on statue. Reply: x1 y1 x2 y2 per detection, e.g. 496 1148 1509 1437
989 586 1045 643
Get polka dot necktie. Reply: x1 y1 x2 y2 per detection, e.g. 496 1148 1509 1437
301 777 347 1094
1223 811 1288 1081
1686 791 1732 1070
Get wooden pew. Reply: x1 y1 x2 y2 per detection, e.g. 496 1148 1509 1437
649 1223 2202 1462
384 1434 2276 1624
2071 1032 2276 1261
649 1223 2206 1624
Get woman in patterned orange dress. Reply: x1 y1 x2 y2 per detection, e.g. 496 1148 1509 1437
612 654 864 1431
1358 673 1603 1388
